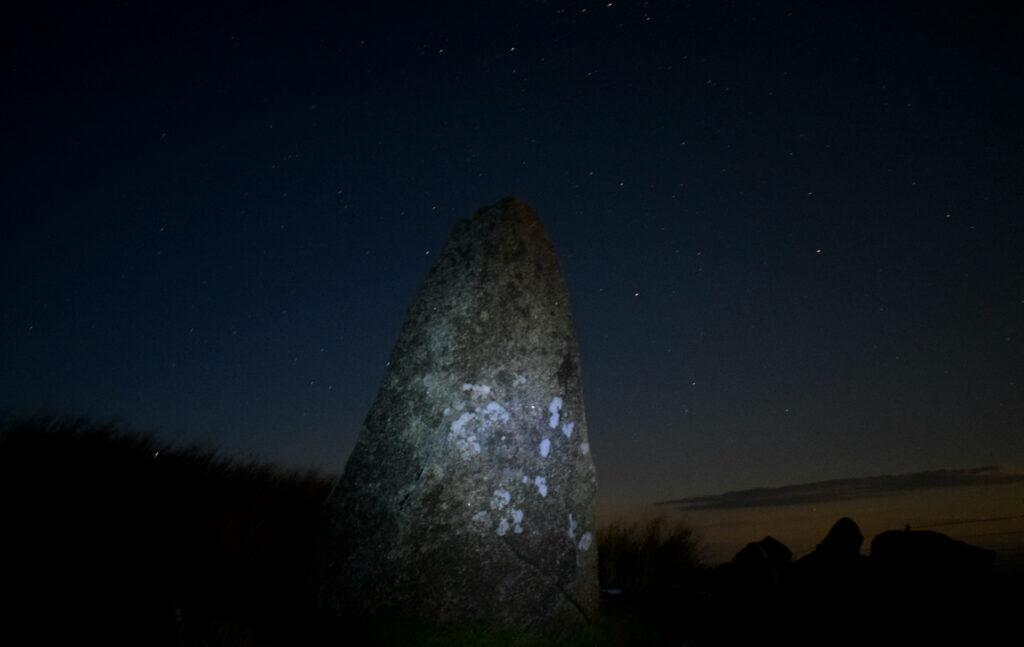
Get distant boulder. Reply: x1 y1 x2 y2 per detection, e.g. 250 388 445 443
708 537 794 639
816 516 864 556
790 517 872 620
792 517 869 572
731 536 792 593
870 527 995 593
868 527 996 640
734 535 793 569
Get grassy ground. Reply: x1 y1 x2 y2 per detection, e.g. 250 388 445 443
1 416 332 645
2 416 1018 646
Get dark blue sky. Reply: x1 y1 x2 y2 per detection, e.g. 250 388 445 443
2 1 1022 513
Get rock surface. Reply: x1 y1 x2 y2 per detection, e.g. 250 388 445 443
317 197 597 631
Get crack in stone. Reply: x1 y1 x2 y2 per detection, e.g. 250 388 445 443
498 535 592 623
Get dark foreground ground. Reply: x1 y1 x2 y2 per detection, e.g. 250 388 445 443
595 565 1024 646
2 418 1019 646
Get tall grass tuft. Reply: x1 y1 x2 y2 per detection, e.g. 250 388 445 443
598 515 703 592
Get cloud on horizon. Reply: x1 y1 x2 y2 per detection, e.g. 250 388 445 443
657 465 1024 511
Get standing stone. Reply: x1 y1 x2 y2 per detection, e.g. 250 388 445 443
317 197 598 631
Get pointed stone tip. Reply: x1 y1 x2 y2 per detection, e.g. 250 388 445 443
471 197 547 244
476 196 538 221
492 195 533 209
495 195 533 210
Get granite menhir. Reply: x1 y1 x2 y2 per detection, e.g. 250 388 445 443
317 197 597 632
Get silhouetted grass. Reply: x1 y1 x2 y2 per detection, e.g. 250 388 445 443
598 515 704 592
0 416 335 645
593 516 714 645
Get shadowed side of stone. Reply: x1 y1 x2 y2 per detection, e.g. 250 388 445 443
317 197 598 632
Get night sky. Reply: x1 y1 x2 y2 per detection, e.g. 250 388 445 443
3 1 1022 557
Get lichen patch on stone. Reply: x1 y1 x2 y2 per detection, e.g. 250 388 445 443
511 508 524 534
483 400 510 422
578 531 593 551
449 412 481 458
540 438 551 457
496 506 524 536
447 390 510 459
491 488 511 510
562 421 574 439
462 383 492 397
534 475 548 497
548 396 563 428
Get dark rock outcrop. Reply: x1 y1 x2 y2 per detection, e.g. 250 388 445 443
791 516 870 578
868 527 997 641
871 527 995 599
734 535 793 571
731 535 792 594
595 516 1011 646
816 516 864 555
316 198 598 632
789 517 872 643
714 535 795 637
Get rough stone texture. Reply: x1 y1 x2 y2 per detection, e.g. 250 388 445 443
317 197 598 630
